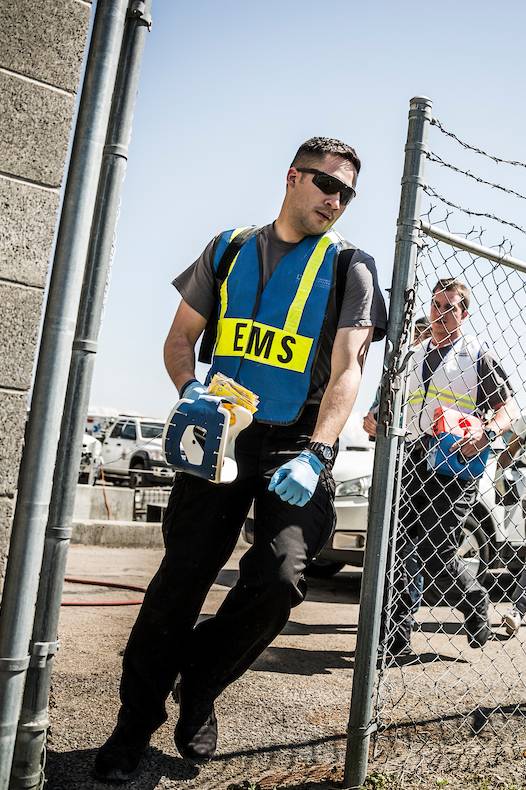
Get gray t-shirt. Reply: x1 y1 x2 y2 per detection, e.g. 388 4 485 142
173 223 387 402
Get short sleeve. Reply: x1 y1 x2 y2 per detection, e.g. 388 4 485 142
477 352 514 413
512 413 526 441
337 250 387 341
172 236 219 320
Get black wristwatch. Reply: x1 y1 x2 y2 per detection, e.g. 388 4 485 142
485 428 497 443
307 441 335 465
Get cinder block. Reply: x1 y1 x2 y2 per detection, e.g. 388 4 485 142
0 1 91 94
71 521 165 549
0 177 59 288
0 72 75 187
0 496 14 591
0 391 27 496
0 283 43 390
73 485 135 522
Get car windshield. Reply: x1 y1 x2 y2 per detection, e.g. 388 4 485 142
140 422 164 439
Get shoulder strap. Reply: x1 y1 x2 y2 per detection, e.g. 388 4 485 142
216 226 258 284
199 227 259 364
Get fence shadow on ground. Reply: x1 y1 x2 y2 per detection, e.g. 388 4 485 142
252 645 355 676
45 746 199 790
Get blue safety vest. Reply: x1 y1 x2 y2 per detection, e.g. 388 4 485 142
205 227 344 424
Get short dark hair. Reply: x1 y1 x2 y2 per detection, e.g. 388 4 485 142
415 315 430 329
432 278 470 312
291 137 361 175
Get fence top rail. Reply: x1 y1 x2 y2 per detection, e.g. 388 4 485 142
420 220 526 275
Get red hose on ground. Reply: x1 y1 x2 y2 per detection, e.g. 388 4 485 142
61 576 147 606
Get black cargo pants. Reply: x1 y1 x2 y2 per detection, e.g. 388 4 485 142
119 406 336 732
389 442 489 645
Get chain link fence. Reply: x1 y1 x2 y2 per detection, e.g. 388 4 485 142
363 105 526 786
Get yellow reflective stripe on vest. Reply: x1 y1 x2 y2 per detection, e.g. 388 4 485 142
283 234 333 335
215 317 313 373
218 227 251 321
407 388 425 404
408 386 476 410
426 385 477 410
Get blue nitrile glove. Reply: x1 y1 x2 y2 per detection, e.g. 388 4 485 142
180 378 207 402
268 450 324 507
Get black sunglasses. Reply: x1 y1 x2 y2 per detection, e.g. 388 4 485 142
296 167 356 206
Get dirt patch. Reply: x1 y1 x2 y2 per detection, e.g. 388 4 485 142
44 545 526 790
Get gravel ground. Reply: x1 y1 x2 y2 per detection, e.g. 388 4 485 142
44 543 526 790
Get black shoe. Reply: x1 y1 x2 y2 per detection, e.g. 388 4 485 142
385 633 412 658
174 682 218 761
93 716 151 783
377 636 413 668
465 614 492 648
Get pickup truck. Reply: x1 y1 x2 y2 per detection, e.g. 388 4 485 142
100 415 174 487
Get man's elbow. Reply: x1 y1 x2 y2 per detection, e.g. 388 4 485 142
504 399 520 424
163 334 172 373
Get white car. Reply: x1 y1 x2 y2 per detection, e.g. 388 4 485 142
242 444 374 577
100 415 174 487
244 444 526 581
306 444 374 576
311 446 526 580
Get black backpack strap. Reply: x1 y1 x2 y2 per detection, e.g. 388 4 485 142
335 246 357 319
199 227 259 364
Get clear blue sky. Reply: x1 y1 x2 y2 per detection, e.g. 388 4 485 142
89 0 526 419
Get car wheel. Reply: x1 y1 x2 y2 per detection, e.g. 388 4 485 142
456 513 491 586
305 558 346 578
129 460 146 489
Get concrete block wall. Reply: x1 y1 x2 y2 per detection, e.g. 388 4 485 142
0 1 92 584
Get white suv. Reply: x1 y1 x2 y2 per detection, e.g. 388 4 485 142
100 416 174 487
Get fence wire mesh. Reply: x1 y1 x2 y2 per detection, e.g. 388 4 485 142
370 115 526 786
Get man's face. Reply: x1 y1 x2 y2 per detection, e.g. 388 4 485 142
430 287 467 342
285 154 357 235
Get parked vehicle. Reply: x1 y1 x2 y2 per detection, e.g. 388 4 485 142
78 433 102 485
100 415 174 487
244 443 526 582
85 407 120 441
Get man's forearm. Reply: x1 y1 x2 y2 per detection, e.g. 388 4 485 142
311 363 362 446
163 332 198 393
498 435 522 469
487 399 519 437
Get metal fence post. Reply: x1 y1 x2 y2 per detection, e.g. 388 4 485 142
342 96 432 790
0 2 130 786
9 3 152 788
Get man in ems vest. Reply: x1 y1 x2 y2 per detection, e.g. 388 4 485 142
95 137 387 781
387 278 517 659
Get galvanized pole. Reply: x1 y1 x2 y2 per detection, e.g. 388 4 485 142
342 96 432 790
0 2 130 786
9 3 153 788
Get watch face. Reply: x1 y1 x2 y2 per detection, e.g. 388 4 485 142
308 442 333 462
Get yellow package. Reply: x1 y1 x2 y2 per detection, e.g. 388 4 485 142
207 373 259 414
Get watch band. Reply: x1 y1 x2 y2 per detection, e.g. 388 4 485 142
307 441 334 465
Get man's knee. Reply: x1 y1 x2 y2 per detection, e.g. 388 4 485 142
265 563 307 608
